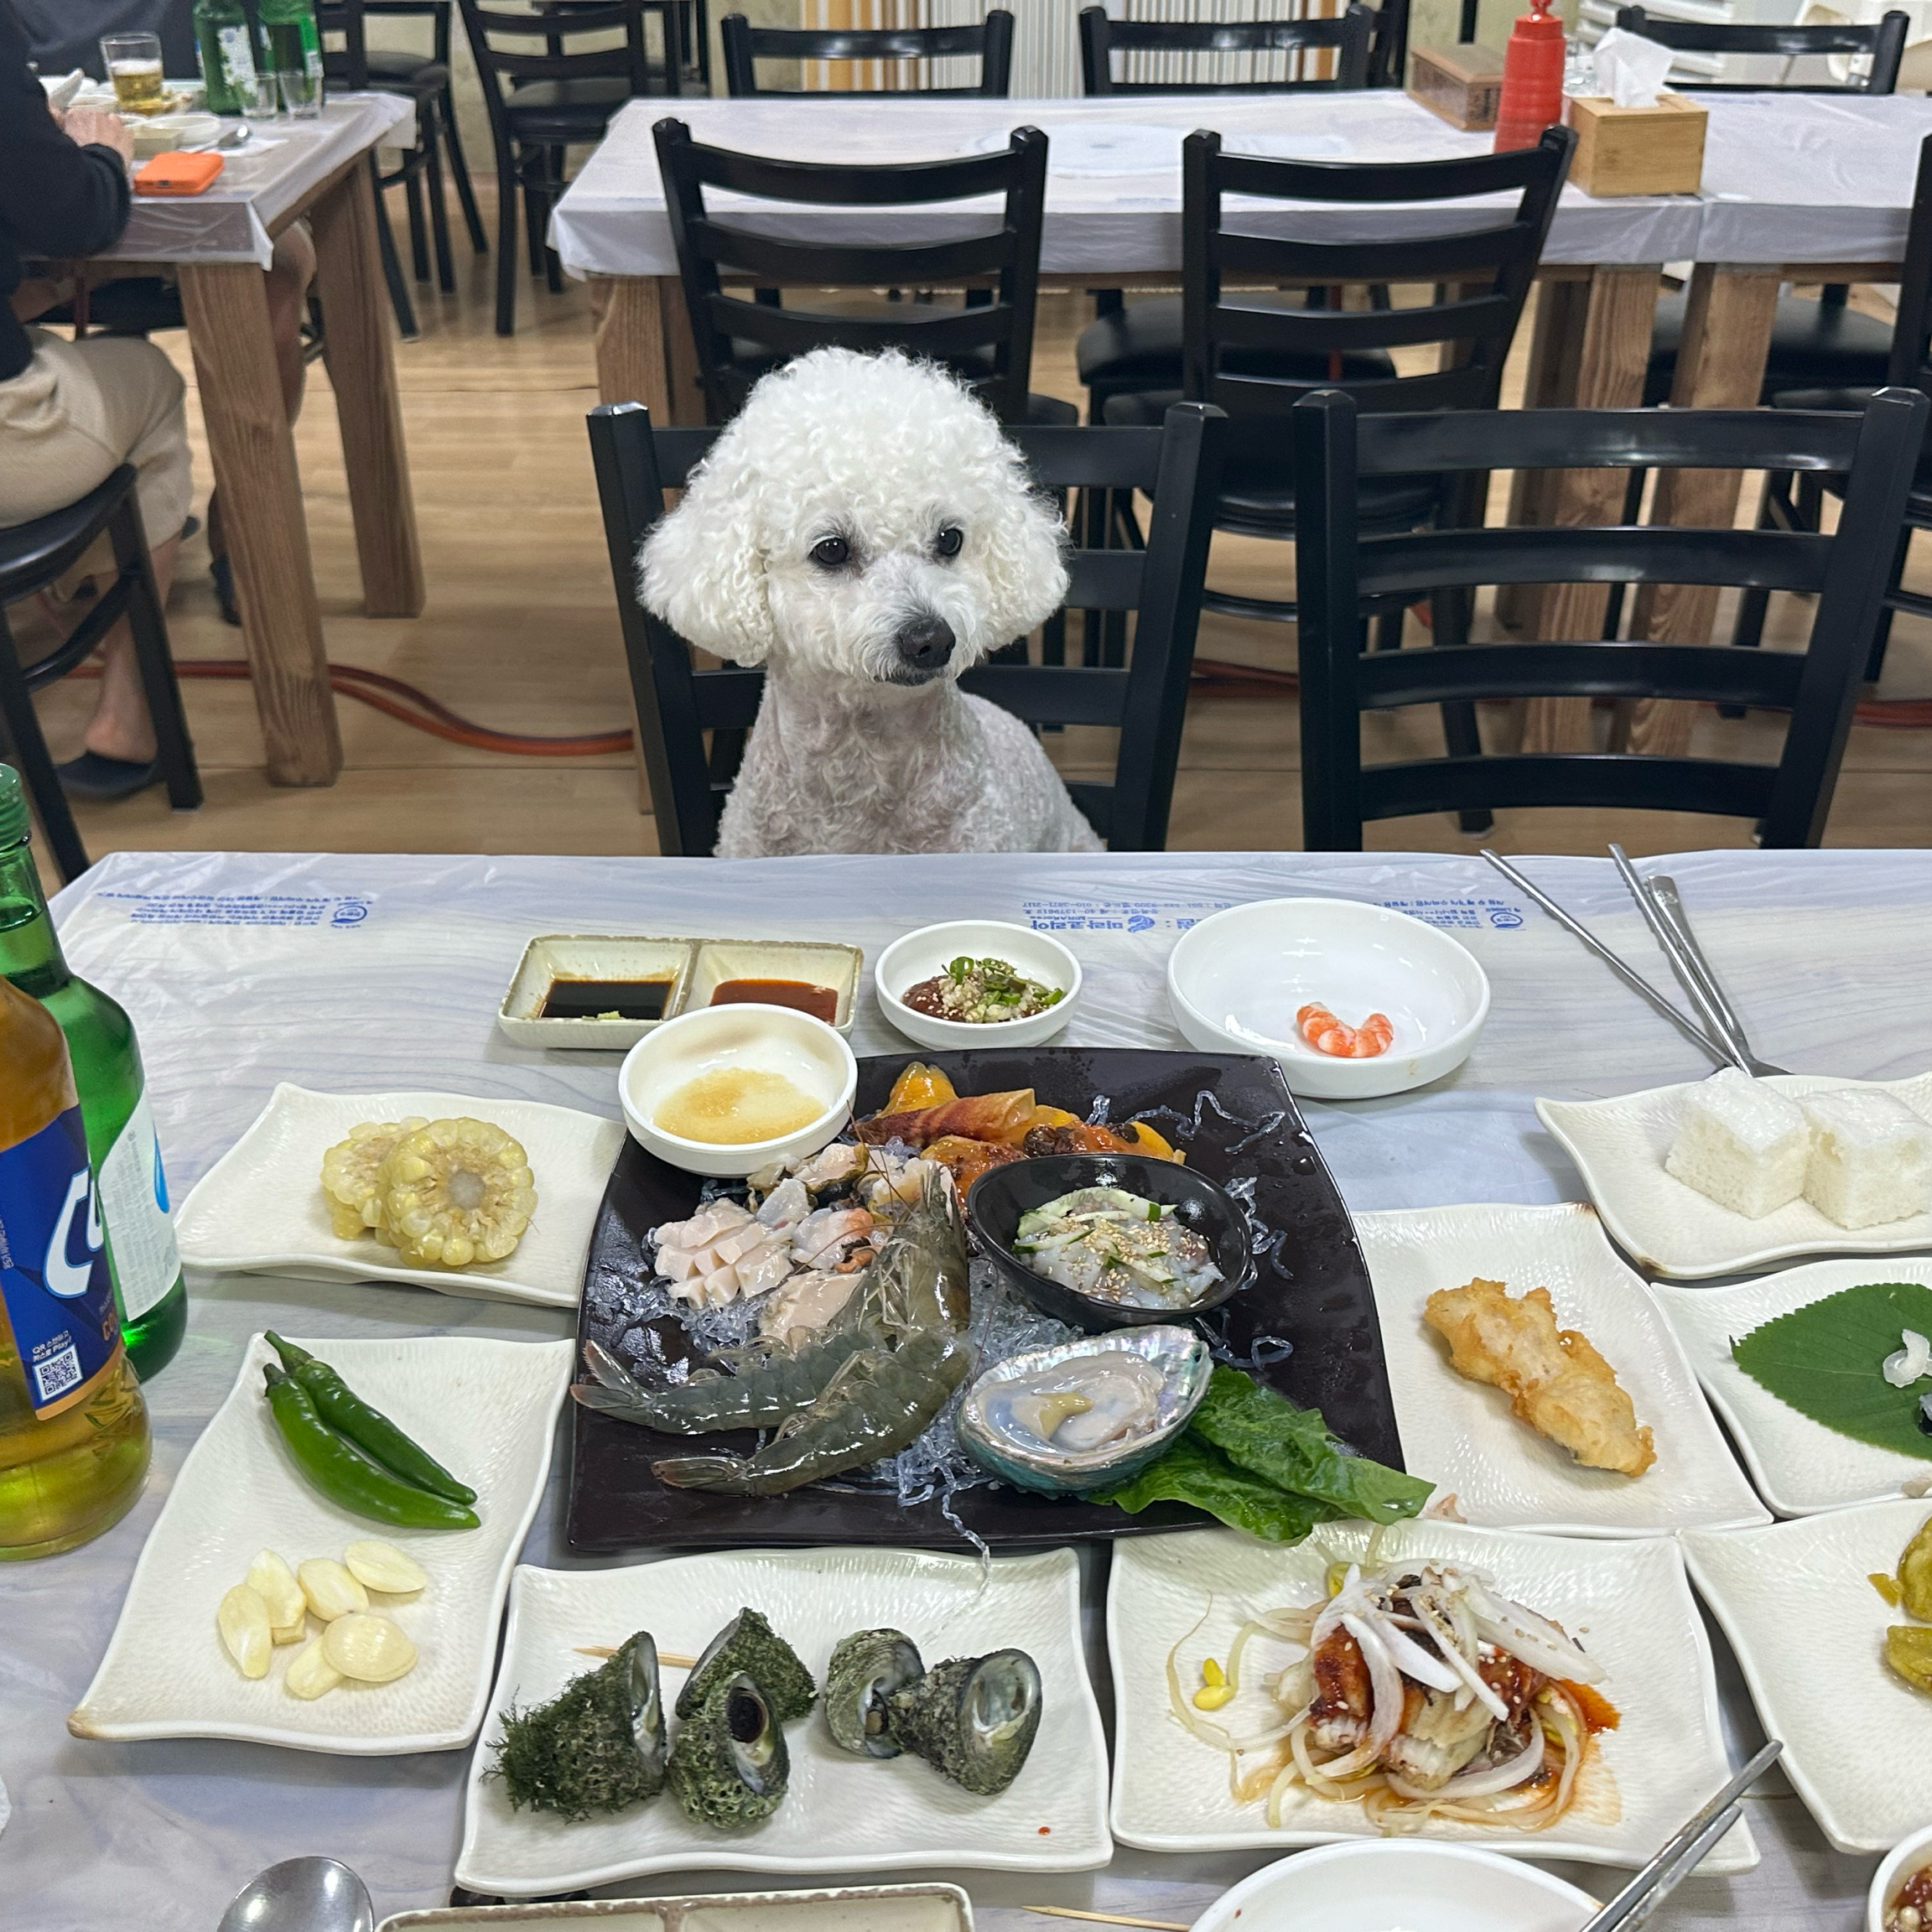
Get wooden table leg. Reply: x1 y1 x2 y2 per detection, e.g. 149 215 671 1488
592 274 671 414
1519 263 1663 753
310 158 423 619
1624 263 1783 757
179 262 343 787
1497 275 1591 634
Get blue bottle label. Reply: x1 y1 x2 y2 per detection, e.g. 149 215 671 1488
0 1105 119 1417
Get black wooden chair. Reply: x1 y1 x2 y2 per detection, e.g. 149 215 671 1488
1291 387 1926 849
356 3 490 256
654 118 1071 428
533 0 708 92
1733 131 1932 688
1078 4 1378 96
457 0 669 337
722 9 1013 97
322 0 470 337
1124 127 1572 631
587 399 1227 854
1616 6 1908 411
0 469 200 884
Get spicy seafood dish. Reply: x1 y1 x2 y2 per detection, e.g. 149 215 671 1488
1173 1552 1617 1836
569 1049 1409 1549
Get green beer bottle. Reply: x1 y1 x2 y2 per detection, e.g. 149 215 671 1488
194 0 265 115
0 769 187 1381
257 0 324 86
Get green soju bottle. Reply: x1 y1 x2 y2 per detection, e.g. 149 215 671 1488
257 0 324 86
0 769 186 1382
193 0 265 115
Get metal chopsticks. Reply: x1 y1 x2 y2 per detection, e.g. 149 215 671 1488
1479 850 1732 1067
1579 1739 1782 1931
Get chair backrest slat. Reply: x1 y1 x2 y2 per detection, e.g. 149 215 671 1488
723 8 1013 97
1291 388 1929 849
656 118 1050 425
1613 4 1906 91
1080 3 1377 94
456 0 654 101
587 400 1225 855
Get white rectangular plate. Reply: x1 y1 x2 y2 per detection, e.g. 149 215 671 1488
175 1084 626 1308
1682 1501 1932 1853
456 1547 1110 1897
1108 1524 1755 1873
1654 1258 1932 1516
1358 1202 1767 1536
70 1332 573 1753
1536 1072 1932 1280
378 1883 972 1931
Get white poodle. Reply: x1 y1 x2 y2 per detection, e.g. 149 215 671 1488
638 348 1103 857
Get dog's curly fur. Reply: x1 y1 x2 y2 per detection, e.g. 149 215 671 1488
638 348 1103 857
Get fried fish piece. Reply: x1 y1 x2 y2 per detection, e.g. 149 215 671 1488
1422 1277 1657 1478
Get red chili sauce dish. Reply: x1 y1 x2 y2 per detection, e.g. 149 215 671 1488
709 978 840 1025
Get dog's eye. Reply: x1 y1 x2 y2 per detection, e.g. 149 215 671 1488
933 527 963 559
809 536 851 569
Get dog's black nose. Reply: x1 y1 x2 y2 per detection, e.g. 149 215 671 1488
894 615 955 673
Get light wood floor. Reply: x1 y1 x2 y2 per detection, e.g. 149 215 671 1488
19 225 1932 862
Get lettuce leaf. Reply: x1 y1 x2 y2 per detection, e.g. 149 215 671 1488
1095 1435 1342 1544
1185 1365 1432 1526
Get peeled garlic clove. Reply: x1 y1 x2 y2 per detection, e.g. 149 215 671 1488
270 1618 308 1647
322 1612 418 1684
286 1635 343 1701
297 1557 369 1623
246 1549 306 1628
343 1538 427 1596
217 1584 272 1680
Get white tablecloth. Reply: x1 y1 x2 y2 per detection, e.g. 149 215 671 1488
8 844 1929 1931
551 91 1932 281
105 91 414 268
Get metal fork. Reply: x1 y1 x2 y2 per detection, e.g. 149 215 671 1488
1608 846 1789 1077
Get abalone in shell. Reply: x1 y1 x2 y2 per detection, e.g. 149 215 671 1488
666 1672 789 1830
676 1606 817 1723
823 1628 926 1758
956 1325 1212 1495
885 1649 1042 1796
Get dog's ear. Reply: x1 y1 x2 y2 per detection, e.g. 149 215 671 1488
636 475 776 667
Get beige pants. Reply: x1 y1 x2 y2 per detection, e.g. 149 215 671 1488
0 330 192 548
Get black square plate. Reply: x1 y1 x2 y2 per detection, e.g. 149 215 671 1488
566 1047 1400 1552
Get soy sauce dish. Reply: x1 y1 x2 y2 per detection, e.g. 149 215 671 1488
965 1153 1253 1332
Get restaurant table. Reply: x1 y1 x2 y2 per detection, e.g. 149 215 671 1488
553 88 1932 761
82 93 424 788
7 843 1926 1930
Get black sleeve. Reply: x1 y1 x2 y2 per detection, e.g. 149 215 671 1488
0 0 133 260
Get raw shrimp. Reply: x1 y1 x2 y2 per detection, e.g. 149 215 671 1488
573 1329 875 1433
1296 1003 1394 1059
652 1327 976 1495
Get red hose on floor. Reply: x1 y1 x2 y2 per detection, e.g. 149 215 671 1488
70 656 1932 756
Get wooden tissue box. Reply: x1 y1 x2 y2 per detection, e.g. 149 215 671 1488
1407 42 1506 131
1564 90 1708 196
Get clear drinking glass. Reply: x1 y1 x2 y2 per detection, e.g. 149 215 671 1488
100 32 167 115
237 71 282 120
274 68 320 117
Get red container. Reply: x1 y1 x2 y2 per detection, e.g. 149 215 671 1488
1492 0 1566 152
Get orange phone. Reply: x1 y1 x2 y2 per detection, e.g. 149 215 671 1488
133 152 225 196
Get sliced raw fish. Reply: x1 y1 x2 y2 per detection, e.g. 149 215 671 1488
653 1199 752 1253
760 1269 861 1348
735 1241 798 1295
756 1177 812 1229
792 1206 875 1267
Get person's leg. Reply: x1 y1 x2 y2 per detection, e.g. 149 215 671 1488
3 333 195 773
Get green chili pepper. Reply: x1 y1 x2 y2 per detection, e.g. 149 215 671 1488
265 1332 477 1505
262 1364 480 1530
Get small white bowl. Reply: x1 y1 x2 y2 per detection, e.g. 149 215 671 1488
875 920 1082 1050
1166 896 1490 1101
618 1003 856 1178
1871 1821 1932 1930
1192 1841 1597 1932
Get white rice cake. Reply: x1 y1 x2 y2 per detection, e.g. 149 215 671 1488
1664 1067 1809 1218
1800 1087 1932 1229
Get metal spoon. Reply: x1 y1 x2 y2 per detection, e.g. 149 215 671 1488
217 1858 374 1932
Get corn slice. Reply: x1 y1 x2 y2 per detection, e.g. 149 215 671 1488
377 1117 537 1270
